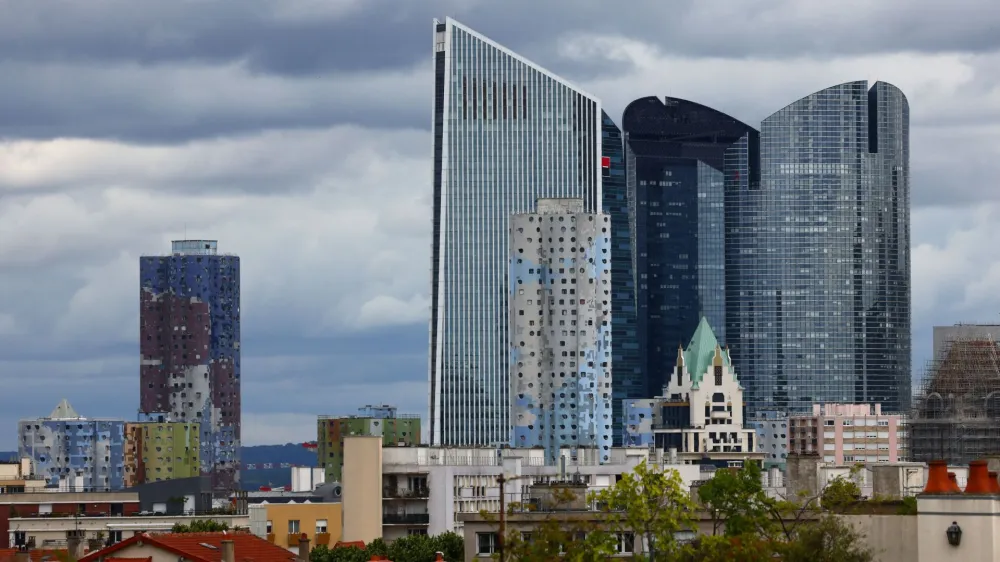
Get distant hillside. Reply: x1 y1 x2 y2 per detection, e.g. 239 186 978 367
0 451 14 462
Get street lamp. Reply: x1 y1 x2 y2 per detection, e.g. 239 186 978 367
946 521 962 547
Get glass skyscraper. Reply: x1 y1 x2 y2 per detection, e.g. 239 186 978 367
429 18 602 446
727 81 910 414
602 111 643 445
623 96 758 395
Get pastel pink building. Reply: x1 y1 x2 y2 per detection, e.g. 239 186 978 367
788 403 907 464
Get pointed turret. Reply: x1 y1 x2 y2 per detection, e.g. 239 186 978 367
49 399 81 420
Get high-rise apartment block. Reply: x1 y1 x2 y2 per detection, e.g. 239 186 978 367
622 97 758 395
317 405 421 483
139 239 241 491
788 403 907 464
429 18 603 446
123 421 201 487
728 81 910 415
18 400 125 491
510 198 613 463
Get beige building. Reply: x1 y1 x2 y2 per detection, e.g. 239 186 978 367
341 436 382 543
789 403 908 464
248 502 342 553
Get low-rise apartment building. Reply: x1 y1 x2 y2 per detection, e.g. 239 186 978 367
788 403 907 464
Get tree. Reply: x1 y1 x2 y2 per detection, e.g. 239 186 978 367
697 462 773 537
778 514 875 562
309 533 464 562
590 460 695 561
170 519 230 533
310 544 368 562
820 475 862 510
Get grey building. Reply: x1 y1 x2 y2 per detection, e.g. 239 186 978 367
428 18 603 446
727 81 911 415
509 198 613 463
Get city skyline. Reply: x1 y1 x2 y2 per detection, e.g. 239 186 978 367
0 1 997 448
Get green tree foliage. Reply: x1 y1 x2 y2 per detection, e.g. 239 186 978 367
697 462 773 537
170 519 230 533
498 487 617 562
779 514 875 562
820 475 862 510
590 460 695 561
309 533 463 562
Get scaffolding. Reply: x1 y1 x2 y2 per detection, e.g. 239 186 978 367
910 334 1000 465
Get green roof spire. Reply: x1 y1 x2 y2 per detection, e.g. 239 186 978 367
680 317 730 387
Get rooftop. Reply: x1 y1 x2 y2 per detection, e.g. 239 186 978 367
79 533 295 562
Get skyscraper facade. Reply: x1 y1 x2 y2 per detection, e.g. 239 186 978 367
510 198 613 463
601 111 643 445
727 81 910 414
623 97 758 395
429 18 603 446
139 239 241 491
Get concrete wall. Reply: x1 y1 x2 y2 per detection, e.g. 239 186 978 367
841 514 918 562
342 436 382 543
918 495 1000 562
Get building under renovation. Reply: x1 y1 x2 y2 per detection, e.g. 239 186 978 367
910 325 1000 465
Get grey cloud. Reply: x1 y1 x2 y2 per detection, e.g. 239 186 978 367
3 0 1000 75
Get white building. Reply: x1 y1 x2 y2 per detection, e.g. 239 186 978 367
624 318 760 464
510 198 613 464
374 445 698 540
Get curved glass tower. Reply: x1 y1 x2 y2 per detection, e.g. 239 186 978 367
622 96 758 395
429 19 602 445
727 81 910 414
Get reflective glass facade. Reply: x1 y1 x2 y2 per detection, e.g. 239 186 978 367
623 97 758 394
602 112 643 445
429 19 602 446
727 81 910 414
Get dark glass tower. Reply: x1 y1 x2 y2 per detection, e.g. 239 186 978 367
623 97 758 395
728 81 910 414
139 240 241 492
602 111 643 445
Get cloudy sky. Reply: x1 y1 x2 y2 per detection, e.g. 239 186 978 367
1 0 998 449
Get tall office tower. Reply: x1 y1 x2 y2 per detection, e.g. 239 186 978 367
622 97 758 395
510 198 613 463
140 239 241 492
429 18 602 446
18 399 125 491
601 111 643 446
728 81 910 414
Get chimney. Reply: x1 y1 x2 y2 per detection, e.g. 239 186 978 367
965 460 993 493
990 471 1000 493
435 552 445 562
947 472 961 492
923 460 959 494
221 540 235 562
297 534 310 562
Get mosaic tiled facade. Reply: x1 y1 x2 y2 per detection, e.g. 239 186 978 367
124 421 201 487
510 198 613 463
18 400 125 491
317 405 421 483
429 18 603 446
140 240 241 491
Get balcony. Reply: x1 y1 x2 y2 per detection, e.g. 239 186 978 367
266 533 275 544
383 487 430 500
382 513 429 525
286 534 303 547
315 533 331 546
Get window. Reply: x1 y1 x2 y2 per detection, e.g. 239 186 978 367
316 519 328 534
714 366 722 386
266 520 273 534
109 530 122 544
477 533 498 555
616 533 635 553
288 520 300 534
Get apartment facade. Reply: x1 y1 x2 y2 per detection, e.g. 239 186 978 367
124 422 200 487
18 400 125 491
788 403 907 464
316 405 420 483
139 239 241 491
510 198 613 463
429 18 603 446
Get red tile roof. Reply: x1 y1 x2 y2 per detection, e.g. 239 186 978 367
105 558 152 562
78 533 296 562
0 549 69 562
